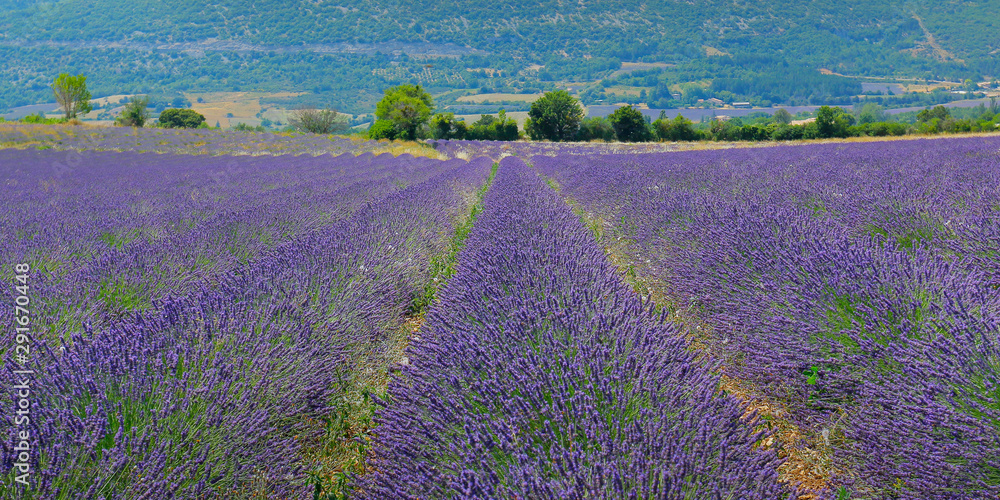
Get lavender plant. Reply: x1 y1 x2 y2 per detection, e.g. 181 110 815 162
363 157 796 499
1 151 493 498
534 137 1000 498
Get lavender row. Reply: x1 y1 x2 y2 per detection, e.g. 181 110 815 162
0 123 384 156
1 149 459 344
362 157 796 499
534 137 1000 498
2 155 493 497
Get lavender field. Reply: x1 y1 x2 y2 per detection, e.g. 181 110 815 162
2 132 998 499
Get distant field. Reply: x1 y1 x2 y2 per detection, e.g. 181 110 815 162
184 91 304 128
4 129 997 499
457 93 544 104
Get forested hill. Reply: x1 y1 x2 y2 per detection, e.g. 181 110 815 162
0 0 997 114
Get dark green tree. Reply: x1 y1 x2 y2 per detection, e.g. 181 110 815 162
51 73 92 120
159 108 206 128
526 90 583 141
375 84 434 140
653 114 699 141
815 106 854 138
115 95 150 127
430 112 468 139
608 105 651 142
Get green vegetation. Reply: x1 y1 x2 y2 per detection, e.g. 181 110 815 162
608 105 652 142
526 91 584 142
288 108 348 135
115 95 150 127
575 116 615 142
158 108 206 129
4 0 998 119
50 73 91 120
374 84 434 141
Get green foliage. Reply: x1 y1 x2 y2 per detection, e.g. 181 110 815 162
288 108 348 134
526 90 583 142
816 106 855 138
917 105 951 123
375 84 434 141
367 119 398 140
158 108 206 129
232 122 267 132
607 105 651 142
772 108 793 125
20 112 64 125
115 95 150 127
575 116 615 142
430 112 468 139
652 114 700 141
465 110 519 141
51 73 92 119
2 0 998 115
856 103 887 125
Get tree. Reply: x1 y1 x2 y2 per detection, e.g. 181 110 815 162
917 105 950 123
368 120 398 140
465 110 519 141
772 108 793 125
51 73 92 120
815 106 853 138
288 107 349 134
159 108 206 129
654 114 699 142
856 103 887 125
115 95 150 127
576 116 615 142
608 105 651 142
375 84 434 140
526 90 583 141
431 112 468 140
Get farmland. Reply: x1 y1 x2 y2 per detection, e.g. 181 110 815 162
1 129 998 499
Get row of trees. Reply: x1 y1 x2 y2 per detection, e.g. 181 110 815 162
30 75 1000 143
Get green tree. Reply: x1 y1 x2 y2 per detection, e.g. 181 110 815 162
466 110 519 141
608 105 651 142
917 105 950 123
375 84 434 140
815 106 854 138
159 108 206 128
576 116 615 142
772 108 793 125
51 73 92 120
856 103 887 124
526 90 583 141
288 107 348 134
115 95 150 127
368 119 398 140
430 112 468 139
653 114 699 141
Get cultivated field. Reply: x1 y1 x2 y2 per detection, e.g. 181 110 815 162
1 129 998 499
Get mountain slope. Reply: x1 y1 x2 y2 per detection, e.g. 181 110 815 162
0 0 995 114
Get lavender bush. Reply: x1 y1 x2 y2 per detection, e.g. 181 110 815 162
1 151 492 497
362 157 796 499
535 137 1000 498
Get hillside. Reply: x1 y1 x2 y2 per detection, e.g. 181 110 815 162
0 0 997 115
